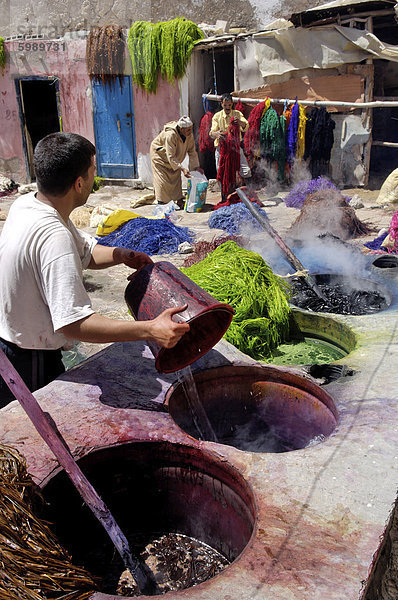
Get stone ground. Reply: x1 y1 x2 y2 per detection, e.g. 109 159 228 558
0 180 395 364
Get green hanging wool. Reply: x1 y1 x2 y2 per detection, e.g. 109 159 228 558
0 37 5 71
260 108 286 183
182 241 292 360
128 18 204 93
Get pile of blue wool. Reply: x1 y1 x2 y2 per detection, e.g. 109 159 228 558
97 217 194 255
208 203 268 235
285 176 351 208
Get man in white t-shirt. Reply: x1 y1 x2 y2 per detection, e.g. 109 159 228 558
0 132 189 406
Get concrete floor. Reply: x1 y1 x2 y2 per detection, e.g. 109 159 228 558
0 183 397 599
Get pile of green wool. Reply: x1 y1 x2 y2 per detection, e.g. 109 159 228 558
182 241 292 360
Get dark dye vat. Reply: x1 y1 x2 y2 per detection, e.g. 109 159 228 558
165 365 338 453
291 274 391 314
41 442 255 596
372 255 398 269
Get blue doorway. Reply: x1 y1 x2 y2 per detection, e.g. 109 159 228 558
91 76 137 178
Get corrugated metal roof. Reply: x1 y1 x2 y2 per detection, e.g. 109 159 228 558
291 0 395 26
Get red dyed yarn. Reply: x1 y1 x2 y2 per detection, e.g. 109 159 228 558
244 101 265 160
217 118 241 196
388 209 398 252
235 99 246 116
198 111 215 153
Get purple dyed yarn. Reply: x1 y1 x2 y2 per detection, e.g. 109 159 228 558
97 217 194 255
208 203 267 235
364 232 389 250
284 176 351 208
286 102 299 163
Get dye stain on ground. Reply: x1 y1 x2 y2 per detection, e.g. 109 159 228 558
291 277 388 314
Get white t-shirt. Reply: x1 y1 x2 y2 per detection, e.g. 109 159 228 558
0 192 97 349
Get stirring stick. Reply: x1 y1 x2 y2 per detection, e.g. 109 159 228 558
0 348 159 596
236 187 328 302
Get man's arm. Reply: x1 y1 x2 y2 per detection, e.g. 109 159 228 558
59 306 190 348
88 245 153 270
209 112 225 140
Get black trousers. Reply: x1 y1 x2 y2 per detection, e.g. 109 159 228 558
0 337 65 408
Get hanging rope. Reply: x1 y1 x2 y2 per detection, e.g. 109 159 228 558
86 25 125 88
217 119 241 197
212 47 218 95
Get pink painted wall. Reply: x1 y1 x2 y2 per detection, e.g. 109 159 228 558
0 38 182 183
133 77 181 154
0 39 94 182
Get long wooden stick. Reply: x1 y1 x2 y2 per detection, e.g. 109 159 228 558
236 187 328 302
0 348 158 596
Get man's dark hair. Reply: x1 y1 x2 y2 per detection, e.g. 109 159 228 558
34 132 96 196
221 93 233 102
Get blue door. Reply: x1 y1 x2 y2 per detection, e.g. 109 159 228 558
91 76 137 178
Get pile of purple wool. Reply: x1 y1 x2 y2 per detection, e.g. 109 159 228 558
285 177 351 208
208 203 267 235
97 217 194 255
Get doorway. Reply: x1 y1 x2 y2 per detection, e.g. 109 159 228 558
15 77 61 181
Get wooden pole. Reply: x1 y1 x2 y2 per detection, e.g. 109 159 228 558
203 93 398 109
0 348 158 596
236 187 328 302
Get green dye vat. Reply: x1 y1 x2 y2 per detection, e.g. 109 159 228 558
268 337 346 366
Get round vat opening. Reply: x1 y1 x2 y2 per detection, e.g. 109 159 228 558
372 255 398 269
165 365 338 453
268 309 356 365
290 273 391 314
41 442 256 596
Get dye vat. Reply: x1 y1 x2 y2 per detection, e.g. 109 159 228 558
290 273 391 314
372 255 398 270
268 310 356 366
41 442 255 596
165 365 338 453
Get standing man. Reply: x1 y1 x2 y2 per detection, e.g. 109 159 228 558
210 93 251 189
0 132 189 407
150 116 204 209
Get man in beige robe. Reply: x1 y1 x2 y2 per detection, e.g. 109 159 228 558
150 116 203 207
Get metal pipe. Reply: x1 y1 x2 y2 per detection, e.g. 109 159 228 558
203 93 398 109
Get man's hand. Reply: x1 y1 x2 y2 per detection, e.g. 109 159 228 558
113 247 153 270
181 167 191 178
148 305 190 348
213 130 226 140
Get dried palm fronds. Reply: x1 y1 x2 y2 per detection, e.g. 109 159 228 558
0 444 97 600
86 25 125 87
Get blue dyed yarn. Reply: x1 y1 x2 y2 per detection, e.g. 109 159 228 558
286 101 299 163
208 203 267 235
364 232 389 250
97 217 194 255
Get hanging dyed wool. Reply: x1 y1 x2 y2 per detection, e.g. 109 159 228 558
296 104 307 159
0 444 97 600
235 99 247 116
97 216 193 255
244 100 266 161
0 37 5 71
304 107 335 178
86 25 125 88
127 18 203 94
286 102 299 164
182 241 292 360
208 203 267 235
260 106 286 182
198 111 215 153
217 118 241 197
